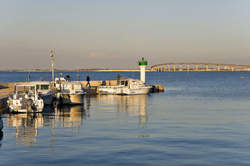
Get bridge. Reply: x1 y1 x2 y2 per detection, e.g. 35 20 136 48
151 63 250 72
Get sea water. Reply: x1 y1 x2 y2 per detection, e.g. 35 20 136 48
0 71 250 166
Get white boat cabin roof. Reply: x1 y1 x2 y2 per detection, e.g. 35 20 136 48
14 81 51 87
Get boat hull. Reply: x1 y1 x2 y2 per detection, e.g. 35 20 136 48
58 93 84 104
40 94 54 105
0 119 3 130
98 86 151 95
98 86 122 95
7 97 44 113
119 87 151 95
8 107 43 113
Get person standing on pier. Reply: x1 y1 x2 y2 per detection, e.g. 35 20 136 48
86 75 91 87
117 74 121 85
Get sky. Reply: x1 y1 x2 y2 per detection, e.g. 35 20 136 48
0 0 250 69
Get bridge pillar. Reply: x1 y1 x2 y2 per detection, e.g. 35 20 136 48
187 64 190 72
217 65 220 71
195 65 199 71
168 65 170 72
179 64 183 71
173 65 176 72
206 65 209 71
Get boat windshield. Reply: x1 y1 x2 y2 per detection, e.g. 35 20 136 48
121 80 128 86
36 84 50 90
14 85 36 97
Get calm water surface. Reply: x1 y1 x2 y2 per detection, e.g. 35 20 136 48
1 72 250 166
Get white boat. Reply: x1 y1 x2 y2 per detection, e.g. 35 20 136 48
98 78 152 95
55 77 85 104
33 81 54 105
7 83 44 113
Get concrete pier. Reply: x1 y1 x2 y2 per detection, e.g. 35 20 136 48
0 81 164 108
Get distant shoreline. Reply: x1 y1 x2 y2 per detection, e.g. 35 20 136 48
1 68 249 72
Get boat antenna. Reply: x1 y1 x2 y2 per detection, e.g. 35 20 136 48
50 49 55 86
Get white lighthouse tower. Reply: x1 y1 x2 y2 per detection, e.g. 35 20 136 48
138 57 148 84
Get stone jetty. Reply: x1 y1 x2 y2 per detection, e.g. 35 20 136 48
0 80 164 109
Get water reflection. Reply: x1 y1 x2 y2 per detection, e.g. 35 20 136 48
95 95 148 126
7 105 87 146
55 105 89 128
0 116 3 148
8 113 42 145
5 95 149 147
84 95 92 111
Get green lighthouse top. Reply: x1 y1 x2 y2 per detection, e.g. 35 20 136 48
138 57 148 66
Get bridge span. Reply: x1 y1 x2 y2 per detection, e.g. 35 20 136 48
151 63 250 72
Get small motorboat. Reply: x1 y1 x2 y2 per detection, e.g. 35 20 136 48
7 83 44 113
98 78 152 95
55 76 85 105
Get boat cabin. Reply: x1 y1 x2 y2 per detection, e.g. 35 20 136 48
55 77 83 94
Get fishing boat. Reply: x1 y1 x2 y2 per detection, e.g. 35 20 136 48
33 81 54 105
7 83 44 113
98 78 152 95
55 76 85 105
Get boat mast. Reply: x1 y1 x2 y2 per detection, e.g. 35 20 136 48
50 49 55 86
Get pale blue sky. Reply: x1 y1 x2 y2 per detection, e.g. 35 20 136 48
1 0 250 69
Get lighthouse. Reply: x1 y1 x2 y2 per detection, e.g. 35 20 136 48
138 57 148 83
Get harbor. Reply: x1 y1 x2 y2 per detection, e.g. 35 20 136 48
2 1 250 165
1 71 250 166
0 80 164 112
0 56 164 113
